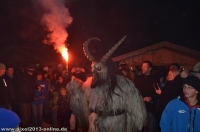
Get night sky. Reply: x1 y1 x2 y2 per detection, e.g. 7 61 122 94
0 0 200 67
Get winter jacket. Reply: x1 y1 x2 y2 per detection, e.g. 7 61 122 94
18 72 36 103
31 80 48 105
160 95 200 132
170 74 185 99
0 76 13 107
134 74 159 112
156 75 184 122
58 94 71 113
53 82 67 92
3 74 18 103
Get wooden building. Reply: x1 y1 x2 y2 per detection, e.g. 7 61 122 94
112 41 200 71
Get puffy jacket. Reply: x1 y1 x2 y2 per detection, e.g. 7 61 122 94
160 95 200 132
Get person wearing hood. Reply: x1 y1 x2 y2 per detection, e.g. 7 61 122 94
160 75 200 132
17 63 36 127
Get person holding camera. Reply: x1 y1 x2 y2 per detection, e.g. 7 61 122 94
134 61 159 132
154 69 184 131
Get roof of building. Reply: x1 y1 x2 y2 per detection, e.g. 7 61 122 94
112 41 200 62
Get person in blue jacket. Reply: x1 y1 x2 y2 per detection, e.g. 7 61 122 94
160 75 200 132
31 71 48 127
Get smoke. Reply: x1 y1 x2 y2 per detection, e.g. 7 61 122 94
35 0 73 52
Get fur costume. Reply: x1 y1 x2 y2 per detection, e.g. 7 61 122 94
67 36 147 132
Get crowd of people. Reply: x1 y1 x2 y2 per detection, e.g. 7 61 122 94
0 60 200 132
118 61 200 132
0 62 87 132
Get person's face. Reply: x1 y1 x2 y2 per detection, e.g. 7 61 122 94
58 76 64 83
183 84 198 98
37 74 42 81
61 90 67 96
142 63 151 75
167 71 174 81
7 68 14 76
0 69 6 76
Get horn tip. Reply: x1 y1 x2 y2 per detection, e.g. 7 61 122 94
122 35 127 40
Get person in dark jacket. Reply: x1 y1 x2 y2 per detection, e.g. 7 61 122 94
58 87 71 128
3 64 19 116
0 63 14 110
18 64 36 127
134 61 159 132
154 69 183 131
49 75 67 127
51 74 67 93
43 70 52 123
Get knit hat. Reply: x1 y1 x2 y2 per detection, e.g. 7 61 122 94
0 108 20 132
25 63 35 72
183 75 200 93
190 62 200 75
0 63 6 70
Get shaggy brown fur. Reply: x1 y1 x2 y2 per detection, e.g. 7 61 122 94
67 75 147 132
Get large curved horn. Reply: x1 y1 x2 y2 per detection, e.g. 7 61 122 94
83 37 100 61
100 35 126 63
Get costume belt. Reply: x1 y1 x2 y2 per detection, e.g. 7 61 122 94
91 109 125 117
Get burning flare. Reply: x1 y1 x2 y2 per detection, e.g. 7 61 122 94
60 47 68 62
36 0 72 61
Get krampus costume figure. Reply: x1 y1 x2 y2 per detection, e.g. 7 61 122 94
67 36 147 132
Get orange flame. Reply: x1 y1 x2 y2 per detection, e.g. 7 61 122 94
38 0 72 65
59 46 68 62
